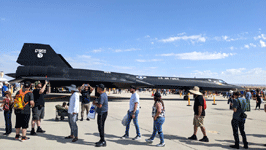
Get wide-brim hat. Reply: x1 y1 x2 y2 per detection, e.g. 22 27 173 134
66 84 79 92
189 86 202 95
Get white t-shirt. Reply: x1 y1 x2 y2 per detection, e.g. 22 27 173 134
129 92 140 111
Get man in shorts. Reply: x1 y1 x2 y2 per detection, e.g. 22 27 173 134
15 81 34 141
78 83 93 121
188 86 209 142
30 80 50 135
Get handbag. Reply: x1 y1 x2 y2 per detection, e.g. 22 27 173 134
240 112 247 118
122 113 129 126
3 98 10 111
87 104 96 119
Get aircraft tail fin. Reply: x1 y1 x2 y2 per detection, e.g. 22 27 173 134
17 43 72 68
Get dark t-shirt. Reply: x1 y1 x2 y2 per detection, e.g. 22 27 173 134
81 89 91 104
15 88 34 115
256 94 261 104
96 92 108 114
33 89 46 107
232 98 246 120
193 95 205 116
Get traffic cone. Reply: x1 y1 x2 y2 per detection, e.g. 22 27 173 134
212 95 217 105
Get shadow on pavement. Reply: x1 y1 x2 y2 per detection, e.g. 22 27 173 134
246 134 266 138
31 132 95 146
44 118 68 122
86 132 150 146
216 139 266 149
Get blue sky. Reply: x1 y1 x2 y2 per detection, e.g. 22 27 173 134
0 0 265 84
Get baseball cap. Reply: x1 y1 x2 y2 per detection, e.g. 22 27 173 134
96 84 105 90
154 92 161 98
24 81 32 88
35 80 41 86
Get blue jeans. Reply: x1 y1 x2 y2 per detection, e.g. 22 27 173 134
125 110 140 136
150 117 165 143
4 110 12 134
68 113 78 137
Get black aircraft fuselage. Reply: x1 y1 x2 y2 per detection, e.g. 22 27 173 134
7 43 244 91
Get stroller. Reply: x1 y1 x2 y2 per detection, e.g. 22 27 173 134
55 104 68 121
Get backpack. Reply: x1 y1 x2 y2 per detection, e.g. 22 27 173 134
203 97 207 110
14 89 31 110
237 98 249 112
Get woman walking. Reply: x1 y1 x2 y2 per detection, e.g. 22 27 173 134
3 91 13 135
145 92 165 147
255 89 262 110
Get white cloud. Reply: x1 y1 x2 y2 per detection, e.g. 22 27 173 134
114 48 140 53
136 59 162 62
260 40 266 47
151 42 154 44
244 45 249 49
145 35 150 38
158 52 235 60
262 34 266 40
0 51 20 80
160 34 206 43
229 46 235 50
249 43 256 48
178 32 186 36
191 68 266 84
221 68 246 76
92 49 103 53
191 70 218 77
254 34 266 40
77 55 91 59
222 36 229 41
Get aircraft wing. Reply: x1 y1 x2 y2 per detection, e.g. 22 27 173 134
21 76 135 83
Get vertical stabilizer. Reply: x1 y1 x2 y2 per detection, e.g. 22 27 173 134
17 43 72 68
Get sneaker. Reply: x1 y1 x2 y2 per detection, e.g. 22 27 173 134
72 137 78 142
188 134 197 140
145 139 153 144
3 133 10 136
229 145 239 149
21 137 30 142
80 118 83 121
36 128 46 133
95 141 101 145
30 130 37 135
121 134 129 139
15 134 20 140
95 141 106 147
156 143 165 147
132 135 141 140
86 118 90 121
199 136 209 142
244 143 248 149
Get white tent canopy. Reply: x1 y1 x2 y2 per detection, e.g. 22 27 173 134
0 78 8 82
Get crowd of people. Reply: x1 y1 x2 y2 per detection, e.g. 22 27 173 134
0 80 264 148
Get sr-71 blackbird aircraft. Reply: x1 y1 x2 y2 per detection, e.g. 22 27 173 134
7 43 243 92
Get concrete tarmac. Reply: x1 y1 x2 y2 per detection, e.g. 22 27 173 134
0 92 266 150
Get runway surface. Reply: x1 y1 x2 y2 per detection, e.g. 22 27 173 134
0 92 266 150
